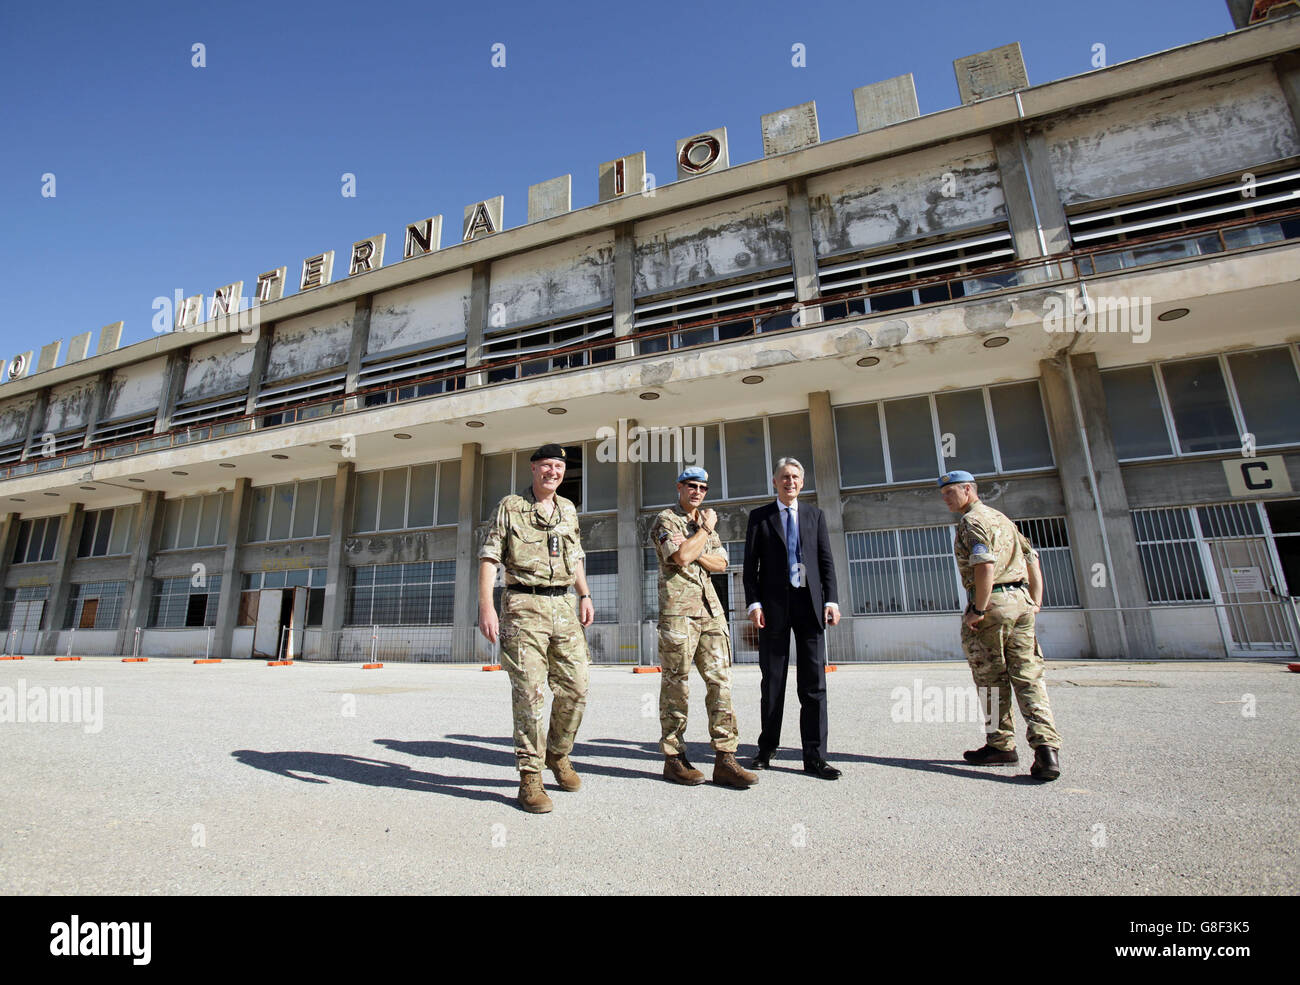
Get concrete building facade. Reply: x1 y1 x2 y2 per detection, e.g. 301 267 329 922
3 17 1300 664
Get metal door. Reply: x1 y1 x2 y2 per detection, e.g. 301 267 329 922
1198 503 1297 657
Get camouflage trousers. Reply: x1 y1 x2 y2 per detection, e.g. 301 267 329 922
960 588 1061 751
657 613 739 755
498 590 589 774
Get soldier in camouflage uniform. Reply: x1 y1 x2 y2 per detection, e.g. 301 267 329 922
478 444 595 813
649 466 757 789
939 469 1061 781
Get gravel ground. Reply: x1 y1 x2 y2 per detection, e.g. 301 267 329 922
1 655 1295 895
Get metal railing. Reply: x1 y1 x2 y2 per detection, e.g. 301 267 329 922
4 205 1298 484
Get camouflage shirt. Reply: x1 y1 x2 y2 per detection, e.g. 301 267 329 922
650 506 728 617
953 501 1037 594
479 489 585 588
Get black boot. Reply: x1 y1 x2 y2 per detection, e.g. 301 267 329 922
1030 746 1060 781
963 744 1018 765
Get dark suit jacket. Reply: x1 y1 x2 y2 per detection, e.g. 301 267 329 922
743 500 839 630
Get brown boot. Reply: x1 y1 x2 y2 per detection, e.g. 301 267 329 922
713 751 758 788
517 772 553 813
545 752 581 792
663 753 705 785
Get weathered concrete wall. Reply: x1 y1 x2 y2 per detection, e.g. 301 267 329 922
43 379 98 432
0 397 34 443
68 557 134 581
841 474 1066 532
153 548 225 579
181 334 257 401
1121 451 1300 508
103 356 168 420
488 231 615 328
241 542 330 571
1043 64 1300 205
807 136 1005 258
343 529 458 565
367 270 472 355
633 187 791 296
264 303 355 382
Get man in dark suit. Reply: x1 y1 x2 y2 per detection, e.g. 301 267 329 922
742 457 842 779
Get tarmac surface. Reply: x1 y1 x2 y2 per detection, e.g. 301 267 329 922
1 655 1296 895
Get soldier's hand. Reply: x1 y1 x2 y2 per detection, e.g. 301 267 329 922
669 531 685 548
700 508 717 532
478 606 499 644
578 596 595 627
962 609 984 630
749 606 765 629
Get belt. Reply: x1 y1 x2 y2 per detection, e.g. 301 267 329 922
991 581 1027 593
507 584 570 596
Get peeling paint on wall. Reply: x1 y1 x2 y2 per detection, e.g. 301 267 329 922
265 303 355 382
1044 65 1300 205
807 137 1005 257
43 379 98 432
344 530 457 565
368 270 472 356
489 231 615 328
0 397 34 443
634 188 791 296
181 334 257 401
103 356 168 420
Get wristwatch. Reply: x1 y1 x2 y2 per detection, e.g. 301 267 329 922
578 594 591 599
967 602 986 616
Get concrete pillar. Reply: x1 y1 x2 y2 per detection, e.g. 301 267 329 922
212 478 252 658
807 392 850 616
616 421 644 660
80 372 112 450
118 491 163 654
242 328 273 418
992 125 1070 282
321 461 355 643
0 512 20 615
1039 354 1157 658
464 262 490 388
343 296 373 410
786 178 822 323
453 441 484 658
20 388 49 460
612 222 637 359
39 503 84 651
155 351 189 434
1274 53 1300 138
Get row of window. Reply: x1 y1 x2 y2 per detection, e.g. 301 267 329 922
248 479 335 542
1102 346 1300 460
354 463 460 533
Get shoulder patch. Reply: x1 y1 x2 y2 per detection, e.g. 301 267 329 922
656 529 671 544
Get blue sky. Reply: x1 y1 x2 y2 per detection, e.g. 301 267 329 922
0 0 1236 362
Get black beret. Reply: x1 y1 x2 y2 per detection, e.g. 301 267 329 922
530 443 567 462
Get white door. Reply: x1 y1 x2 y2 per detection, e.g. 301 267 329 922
253 589 283 659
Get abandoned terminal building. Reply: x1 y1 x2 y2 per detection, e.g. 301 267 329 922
2 15 1300 663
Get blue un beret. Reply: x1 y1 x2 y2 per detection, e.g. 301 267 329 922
938 470 975 488
677 466 709 483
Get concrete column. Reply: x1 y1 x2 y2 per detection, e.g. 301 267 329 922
1274 54 1300 138
992 125 1070 282
612 222 636 359
155 351 189 434
242 328 273 418
616 421 644 660
320 461 355 642
117 491 163 654
0 512 20 614
212 478 252 658
464 262 490 388
20 388 49 460
807 392 850 613
1039 354 1157 658
453 441 484 658
786 178 823 323
343 296 373 410
39 503 84 651
80 371 112 450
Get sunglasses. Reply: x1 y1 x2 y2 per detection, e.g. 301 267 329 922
683 482 708 492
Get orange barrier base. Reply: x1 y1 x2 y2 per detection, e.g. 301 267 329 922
633 666 662 674
826 665 838 672
194 659 222 664
481 664 502 671
122 657 148 663
0 655 23 660
1289 663 1300 673
363 663 383 669
267 660 293 667
55 656 81 662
